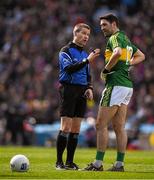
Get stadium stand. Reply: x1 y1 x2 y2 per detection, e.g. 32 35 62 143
0 0 154 148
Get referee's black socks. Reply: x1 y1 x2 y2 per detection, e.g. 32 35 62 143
66 132 79 164
56 130 68 163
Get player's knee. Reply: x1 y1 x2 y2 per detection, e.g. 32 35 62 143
113 124 124 133
113 124 119 132
95 122 99 130
95 122 104 131
96 117 107 131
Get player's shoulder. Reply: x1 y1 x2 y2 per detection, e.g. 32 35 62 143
110 31 121 39
110 31 127 44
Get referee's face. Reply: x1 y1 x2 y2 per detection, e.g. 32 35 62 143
74 27 90 47
100 19 113 37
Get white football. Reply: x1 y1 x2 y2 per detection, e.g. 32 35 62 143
10 154 29 172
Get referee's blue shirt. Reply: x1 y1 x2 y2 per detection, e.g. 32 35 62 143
59 42 90 86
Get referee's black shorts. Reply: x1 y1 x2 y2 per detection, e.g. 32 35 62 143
59 83 87 118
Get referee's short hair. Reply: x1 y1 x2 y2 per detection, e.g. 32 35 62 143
73 23 90 35
100 13 119 28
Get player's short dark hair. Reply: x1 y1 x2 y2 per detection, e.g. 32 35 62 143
100 13 119 27
73 23 90 34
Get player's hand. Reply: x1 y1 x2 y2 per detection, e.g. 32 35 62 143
100 68 109 81
100 71 107 81
100 69 115 81
84 89 93 100
87 48 100 63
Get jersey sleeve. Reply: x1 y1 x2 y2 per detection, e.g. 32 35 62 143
59 51 89 74
59 51 73 69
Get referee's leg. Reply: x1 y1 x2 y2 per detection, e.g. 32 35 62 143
56 117 72 170
65 118 82 165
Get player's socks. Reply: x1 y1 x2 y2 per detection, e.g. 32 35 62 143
116 152 125 162
56 130 68 163
66 132 79 163
93 151 105 168
114 152 125 168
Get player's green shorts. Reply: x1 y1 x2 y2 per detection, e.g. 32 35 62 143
100 85 133 107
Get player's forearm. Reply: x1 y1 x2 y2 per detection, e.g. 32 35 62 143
105 47 121 71
130 54 145 65
105 53 120 71
130 56 145 65
130 50 145 65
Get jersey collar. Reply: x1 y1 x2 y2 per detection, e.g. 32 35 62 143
69 42 83 51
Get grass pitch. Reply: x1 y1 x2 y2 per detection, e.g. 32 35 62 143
0 146 154 179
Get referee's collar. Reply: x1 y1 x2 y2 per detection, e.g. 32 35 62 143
69 42 83 51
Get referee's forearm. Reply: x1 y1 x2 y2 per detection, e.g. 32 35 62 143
87 75 93 90
65 60 89 73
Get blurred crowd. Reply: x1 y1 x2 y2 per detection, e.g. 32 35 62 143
0 0 154 146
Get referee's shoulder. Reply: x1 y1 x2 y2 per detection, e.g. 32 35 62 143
60 43 70 54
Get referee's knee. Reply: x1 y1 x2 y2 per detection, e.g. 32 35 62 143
61 126 71 132
71 127 80 133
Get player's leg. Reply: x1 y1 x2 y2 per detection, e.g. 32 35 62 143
84 85 118 171
109 104 127 171
84 105 118 171
96 106 118 151
108 86 133 171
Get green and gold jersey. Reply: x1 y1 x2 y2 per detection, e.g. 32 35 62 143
104 31 138 87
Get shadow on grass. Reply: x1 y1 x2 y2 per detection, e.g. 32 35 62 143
0 174 45 179
125 170 154 174
103 170 154 174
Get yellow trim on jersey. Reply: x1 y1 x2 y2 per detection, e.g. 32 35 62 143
105 49 112 60
112 36 119 47
105 48 132 62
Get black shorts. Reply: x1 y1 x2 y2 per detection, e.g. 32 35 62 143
59 83 87 118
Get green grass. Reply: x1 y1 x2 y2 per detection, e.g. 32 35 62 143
0 147 154 179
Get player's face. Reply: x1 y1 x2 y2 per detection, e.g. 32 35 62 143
100 19 114 37
74 27 90 47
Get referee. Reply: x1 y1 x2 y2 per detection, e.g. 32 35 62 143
56 23 100 170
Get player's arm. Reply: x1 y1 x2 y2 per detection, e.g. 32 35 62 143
129 49 145 65
104 47 122 72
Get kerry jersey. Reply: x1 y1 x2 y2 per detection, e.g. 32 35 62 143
104 31 138 87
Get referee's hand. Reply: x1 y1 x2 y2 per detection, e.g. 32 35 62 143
87 48 100 63
84 89 93 100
